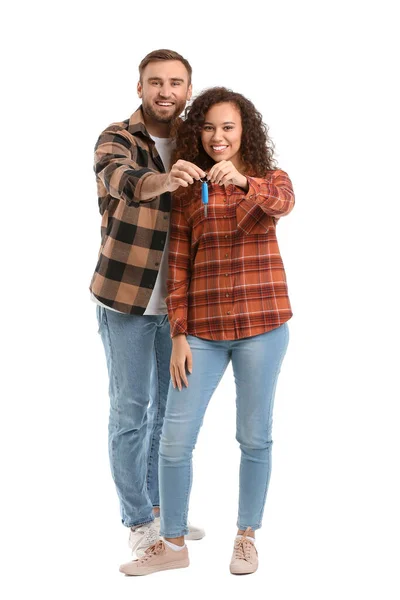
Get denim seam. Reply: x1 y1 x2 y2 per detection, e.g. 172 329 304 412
146 344 162 506
254 324 289 528
146 316 169 506
96 305 103 333
102 309 121 403
181 450 192 538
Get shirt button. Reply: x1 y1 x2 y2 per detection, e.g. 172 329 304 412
225 253 229 258
223 199 227 203
155 262 160 267
163 214 168 219
227 311 231 315
224 234 228 239
223 215 227 219
225 273 229 277
225 293 229 297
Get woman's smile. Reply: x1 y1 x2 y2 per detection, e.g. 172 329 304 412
201 102 243 168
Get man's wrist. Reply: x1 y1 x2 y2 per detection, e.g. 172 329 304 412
139 173 169 200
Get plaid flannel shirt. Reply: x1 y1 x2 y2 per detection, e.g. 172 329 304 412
166 169 294 340
90 107 172 314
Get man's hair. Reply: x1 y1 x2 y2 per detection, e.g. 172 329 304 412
139 49 192 85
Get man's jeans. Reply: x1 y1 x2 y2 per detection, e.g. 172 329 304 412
159 324 289 538
96 306 171 527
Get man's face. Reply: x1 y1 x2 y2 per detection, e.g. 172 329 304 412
138 60 192 124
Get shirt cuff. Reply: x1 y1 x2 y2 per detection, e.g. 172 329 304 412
134 170 159 202
170 317 188 338
245 176 261 200
236 179 270 235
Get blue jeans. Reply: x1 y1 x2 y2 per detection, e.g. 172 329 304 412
159 324 289 537
96 307 172 527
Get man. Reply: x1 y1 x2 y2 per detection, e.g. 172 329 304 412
90 49 205 558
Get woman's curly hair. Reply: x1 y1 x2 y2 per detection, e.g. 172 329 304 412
173 87 277 176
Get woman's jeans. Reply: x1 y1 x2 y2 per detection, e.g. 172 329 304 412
159 323 289 537
96 306 172 528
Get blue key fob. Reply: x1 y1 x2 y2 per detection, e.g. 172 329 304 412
201 181 208 206
200 177 208 216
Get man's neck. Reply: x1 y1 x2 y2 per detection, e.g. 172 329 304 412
143 117 172 138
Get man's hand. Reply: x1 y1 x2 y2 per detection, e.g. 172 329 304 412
170 334 193 391
207 160 248 191
139 160 205 200
165 160 206 192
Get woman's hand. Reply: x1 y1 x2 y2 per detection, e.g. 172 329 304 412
207 160 248 190
170 334 193 391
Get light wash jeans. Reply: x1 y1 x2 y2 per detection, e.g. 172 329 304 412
159 323 289 537
96 306 171 527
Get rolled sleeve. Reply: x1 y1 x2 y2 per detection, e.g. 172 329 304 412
94 127 157 206
237 170 295 235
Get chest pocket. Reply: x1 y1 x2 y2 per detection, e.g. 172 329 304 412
242 204 274 236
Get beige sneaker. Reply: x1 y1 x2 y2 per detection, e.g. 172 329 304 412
120 540 189 576
230 528 258 575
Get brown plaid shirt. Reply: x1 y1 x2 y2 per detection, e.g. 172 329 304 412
90 107 172 313
166 169 294 340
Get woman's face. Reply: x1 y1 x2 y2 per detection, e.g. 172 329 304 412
201 102 243 169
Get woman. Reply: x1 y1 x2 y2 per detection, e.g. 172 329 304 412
120 87 294 576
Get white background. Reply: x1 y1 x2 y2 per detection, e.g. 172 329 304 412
1 0 399 598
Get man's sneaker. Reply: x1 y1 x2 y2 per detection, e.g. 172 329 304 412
185 522 205 541
153 516 205 541
128 521 159 557
229 528 258 575
120 540 189 576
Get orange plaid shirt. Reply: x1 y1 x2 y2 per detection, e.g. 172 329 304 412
166 169 294 340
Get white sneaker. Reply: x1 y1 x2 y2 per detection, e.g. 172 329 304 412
185 522 205 540
153 516 205 541
128 521 159 557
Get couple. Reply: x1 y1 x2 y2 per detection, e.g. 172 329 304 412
90 49 294 576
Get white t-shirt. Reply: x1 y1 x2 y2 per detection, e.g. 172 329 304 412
91 135 175 315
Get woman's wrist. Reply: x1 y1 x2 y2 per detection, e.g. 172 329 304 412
172 333 187 343
234 174 249 191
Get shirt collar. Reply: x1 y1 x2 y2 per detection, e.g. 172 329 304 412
127 107 151 138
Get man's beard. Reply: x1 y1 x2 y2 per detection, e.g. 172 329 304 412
142 98 185 124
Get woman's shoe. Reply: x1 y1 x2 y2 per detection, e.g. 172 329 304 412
120 540 189 576
229 528 258 575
